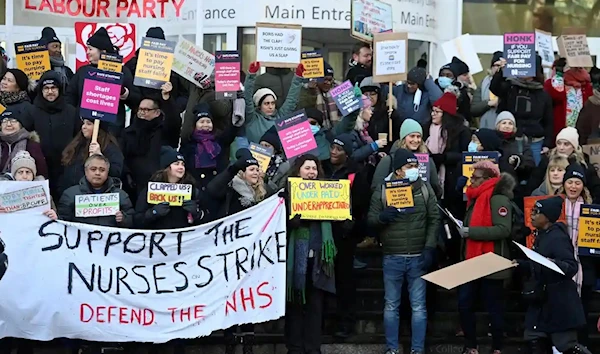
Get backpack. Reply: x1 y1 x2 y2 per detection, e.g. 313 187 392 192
508 85 534 120
509 201 529 244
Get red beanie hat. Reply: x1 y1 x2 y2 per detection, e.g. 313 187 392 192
433 92 457 116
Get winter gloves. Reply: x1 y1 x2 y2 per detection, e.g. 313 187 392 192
248 61 306 77
146 202 171 220
295 63 305 77
456 176 468 192
182 199 202 221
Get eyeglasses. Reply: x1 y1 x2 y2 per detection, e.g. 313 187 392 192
0 118 18 125
138 107 158 113
42 86 58 93
470 175 485 181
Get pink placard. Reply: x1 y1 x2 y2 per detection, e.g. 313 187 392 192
215 61 240 92
81 79 121 114
278 121 318 159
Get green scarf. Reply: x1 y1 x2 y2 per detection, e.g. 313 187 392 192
286 221 337 303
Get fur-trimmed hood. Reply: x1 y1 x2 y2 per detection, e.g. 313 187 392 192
492 172 516 199
29 131 40 143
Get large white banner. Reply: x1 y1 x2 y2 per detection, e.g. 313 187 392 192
0 187 287 343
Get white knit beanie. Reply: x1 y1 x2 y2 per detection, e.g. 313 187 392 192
10 151 37 176
556 127 580 149
495 111 516 127
252 88 277 107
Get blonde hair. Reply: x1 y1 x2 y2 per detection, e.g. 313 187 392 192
556 185 593 204
396 137 429 153
548 146 587 167
237 170 267 202
544 156 569 195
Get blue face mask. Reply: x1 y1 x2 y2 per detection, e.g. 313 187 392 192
468 142 480 153
405 168 420 182
310 125 320 135
438 76 453 89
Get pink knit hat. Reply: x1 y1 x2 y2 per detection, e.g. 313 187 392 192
472 160 500 178
361 94 372 109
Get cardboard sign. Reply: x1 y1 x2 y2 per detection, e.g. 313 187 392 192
172 37 215 89
557 34 593 68
578 204 600 256
249 142 273 173
535 29 554 67
75 22 136 71
373 32 408 83
523 195 566 249
462 152 500 196
330 80 363 116
147 182 192 206
415 153 430 182
79 68 123 123
503 33 536 78
274 109 318 159
442 34 483 75
255 23 302 68
0 184 48 213
582 144 600 179
98 53 123 73
384 179 414 211
14 40 51 80
214 51 241 100
422 253 515 290
133 37 176 89
513 241 565 275
350 0 393 43
301 51 324 79
288 177 351 221
75 193 120 218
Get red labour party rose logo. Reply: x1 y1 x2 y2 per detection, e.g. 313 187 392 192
75 22 136 70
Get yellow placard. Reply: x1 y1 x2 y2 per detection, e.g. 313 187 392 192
0 104 6 115
489 92 497 101
249 143 273 173
14 40 51 80
146 182 192 207
289 177 351 221
98 53 123 73
384 180 414 209
134 37 176 89
578 204 600 256
301 51 324 79
462 152 500 195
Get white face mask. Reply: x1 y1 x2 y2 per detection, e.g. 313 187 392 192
405 168 420 182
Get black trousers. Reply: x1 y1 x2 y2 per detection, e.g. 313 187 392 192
224 323 255 345
524 329 578 353
578 284 592 347
0 338 34 354
334 235 356 326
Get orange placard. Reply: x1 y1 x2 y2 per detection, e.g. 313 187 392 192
523 195 566 248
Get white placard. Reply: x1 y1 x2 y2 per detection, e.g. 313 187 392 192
75 193 120 218
441 34 484 75
0 194 287 343
256 24 302 66
172 37 215 88
535 29 554 67
0 180 50 214
513 241 565 275
374 39 407 77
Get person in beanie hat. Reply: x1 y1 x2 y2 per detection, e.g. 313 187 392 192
471 128 503 153
516 195 591 354
472 51 504 129
494 110 535 190
443 56 473 123
450 56 470 82
345 91 388 165
368 146 440 354
259 126 290 193
457 160 515 354
436 63 454 90
432 91 457 116
86 27 116 53
0 68 33 118
40 27 74 90
298 61 342 128
145 27 165 40
360 76 403 146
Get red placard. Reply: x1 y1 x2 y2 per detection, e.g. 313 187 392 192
75 22 136 70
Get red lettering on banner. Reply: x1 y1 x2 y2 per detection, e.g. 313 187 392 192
240 287 255 312
53 0 65 14
79 303 154 326
257 282 273 309
38 0 52 11
168 305 206 323
25 0 36 10
225 284 274 315
98 0 110 17
143 0 156 18
24 0 185 18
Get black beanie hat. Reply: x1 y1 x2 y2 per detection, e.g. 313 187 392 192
259 126 282 151
193 103 212 122
41 26 61 45
450 56 470 77
6 69 29 92
146 27 165 40
332 133 354 156
305 107 324 126
324 61 334 77
235 148 259 171
160 146 185 170
438 63 452 76
491 51 503 67
87 27 115 53
37 71 62 96
563 162 587 185
0 111 22 126
474 128 503 152
393 148 418 171
535 196 564 223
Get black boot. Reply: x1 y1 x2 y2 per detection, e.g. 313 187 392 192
242 334 254 354
564 344 593 354
527 340 547 354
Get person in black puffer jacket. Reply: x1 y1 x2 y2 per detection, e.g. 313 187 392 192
1 68 33 117
345 42 373 86
66 27 141 138
20 71 80 198
360 76 403 148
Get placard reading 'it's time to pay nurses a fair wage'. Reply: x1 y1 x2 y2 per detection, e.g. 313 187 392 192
79 69 124 123
301 50 324 79
249 143 273 174
147 182 192 207
134 37 176 89
384 179 414 212
255 23 302 68
288 177 352 221
578 204 600 256
14 40 51 80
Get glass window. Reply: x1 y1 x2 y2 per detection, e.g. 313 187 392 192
0 0 5 25
242 33 256 74
327 51 347 81
204 34 218 53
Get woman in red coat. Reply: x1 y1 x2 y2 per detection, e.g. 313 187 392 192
544 58 593 142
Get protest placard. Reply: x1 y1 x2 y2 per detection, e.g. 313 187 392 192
98 53 123 73
214 51 241 100
288 177 351 221
373 32 407 83
578 204 600 256
535 29 554 67
442 34 483 75
415 153 430 182
582 143 600 179
0 182 49 213
75 193 120 218
513 241 564 275
301 51 324 79
503 33 536 78
384 179 414 211
462 152 500 197
350 0 393 43
0 193 286 342
557 34 593 68
274 109 318 160
14 40 51 80
172 37 215 89
147 182 192 206
330 80 363 116
79 68 123 123
255 23 302 68
249 142 273 173
134 37 176 89
523 195 566 248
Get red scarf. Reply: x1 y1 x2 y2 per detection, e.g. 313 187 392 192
465 177 499 259
564 68 591 89
500 131 514 140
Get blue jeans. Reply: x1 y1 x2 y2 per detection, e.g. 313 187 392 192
530 139 543 166
383 255 427 352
